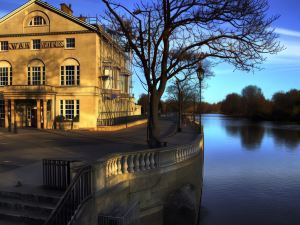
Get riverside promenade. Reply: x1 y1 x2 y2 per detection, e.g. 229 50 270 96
0 119 198 189
0 119 202 225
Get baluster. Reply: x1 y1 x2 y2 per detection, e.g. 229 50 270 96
150 152 155 168
129 155 135 173
145 152 151 169
109 160 113 176
106 162 110 178
135 154 140 172
117 157 122 174
179 149 182 161
176 150 180 162
112 159 117 175
123 155 129 173
106 161 111 177
140 153 146 171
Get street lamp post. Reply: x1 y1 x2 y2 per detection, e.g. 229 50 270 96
133 9 152 145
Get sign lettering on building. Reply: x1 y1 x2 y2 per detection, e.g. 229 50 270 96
41 41 65 49
7 41 64 50
9 42 30 50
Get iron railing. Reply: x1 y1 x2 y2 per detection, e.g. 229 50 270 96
97 115 146 127
44 165 92 225
43 159 74 190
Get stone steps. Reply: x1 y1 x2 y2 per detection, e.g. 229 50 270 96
0 190 61 225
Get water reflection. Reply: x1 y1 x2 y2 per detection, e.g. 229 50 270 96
222 118 300 150
269 128 300 150
225 124 265 150
200 115 300 225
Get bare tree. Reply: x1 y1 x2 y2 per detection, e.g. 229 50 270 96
102 0 283 147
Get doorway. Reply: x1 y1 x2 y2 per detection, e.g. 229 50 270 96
16 100 37 128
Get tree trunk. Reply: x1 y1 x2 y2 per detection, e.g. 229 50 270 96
148 90 161 148
177 90 182 132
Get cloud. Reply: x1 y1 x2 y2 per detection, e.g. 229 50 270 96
275 28 300 38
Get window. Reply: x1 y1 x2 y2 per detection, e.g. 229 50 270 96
102 67 113 89
0 68 8 86
66 66 75 85
0 61 12 86
29 16 46 26
60 100 80 121
60 59 80 86
112 70 119 89
0 41 8 51
66 38 75 48
32 67 41 85
32 39 41 50
120 75 129 93
60 66 64 85
27 60 45 85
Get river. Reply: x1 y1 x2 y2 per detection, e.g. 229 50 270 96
199 114 300 225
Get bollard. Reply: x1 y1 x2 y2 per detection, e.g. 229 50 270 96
8 122 11 132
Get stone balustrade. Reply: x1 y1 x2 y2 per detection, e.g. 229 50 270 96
104 134 203 179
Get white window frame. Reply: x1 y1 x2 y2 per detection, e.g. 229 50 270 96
32 39 41 50
60 65 80 86
28 66 45 85
29 16 46 26
60 100 80 121
66 38 75 49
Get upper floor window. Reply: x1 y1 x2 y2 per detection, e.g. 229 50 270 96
61 59 80 86
0 41 8 51
28 59 45 85
120 75 129 93
66 38 75 48
0 61 12 86
29 16 46 26
32 39 41 50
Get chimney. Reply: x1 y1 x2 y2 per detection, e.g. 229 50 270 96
60 3 73 15
78 14 87 22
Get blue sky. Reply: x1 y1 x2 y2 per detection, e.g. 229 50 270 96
1 0 299 103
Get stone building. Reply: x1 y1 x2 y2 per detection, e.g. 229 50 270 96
0 0 139 129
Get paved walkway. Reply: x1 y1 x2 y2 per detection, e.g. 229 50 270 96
0 119 198 191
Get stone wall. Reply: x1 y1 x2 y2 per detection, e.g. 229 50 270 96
71 133 204 225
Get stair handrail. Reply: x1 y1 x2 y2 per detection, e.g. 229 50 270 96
44 164 92 225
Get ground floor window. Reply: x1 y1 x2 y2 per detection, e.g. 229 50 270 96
60 100 80 121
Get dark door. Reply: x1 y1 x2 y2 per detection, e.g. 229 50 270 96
0 100 4 128
31 108 37 128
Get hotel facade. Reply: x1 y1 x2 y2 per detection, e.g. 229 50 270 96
0 0 139 129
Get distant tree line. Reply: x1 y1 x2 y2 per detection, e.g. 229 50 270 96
220 85 300 121
138 85 300 122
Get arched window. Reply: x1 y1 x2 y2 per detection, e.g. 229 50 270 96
60 59 80 86
28 59 45 85
29 16 46 26
0 61 12 86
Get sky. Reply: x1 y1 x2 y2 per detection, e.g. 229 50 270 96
0 0 300 103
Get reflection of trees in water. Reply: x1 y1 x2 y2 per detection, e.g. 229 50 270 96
225 124 265 150
269 128 300 150
224 120 300 151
